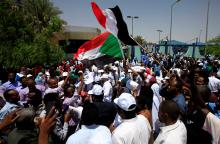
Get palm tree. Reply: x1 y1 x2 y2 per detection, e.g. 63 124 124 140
21 0 63 33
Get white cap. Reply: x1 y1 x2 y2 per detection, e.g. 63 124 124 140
126 80 139 90
129 80 139 88
128 69 132 73
17 73 24 78
131 66 145 73
198 63 204 66
98 69 104 73
88 90 93 95
100 73 109 79
78 70 83 74
27 74 33 78
88 84 103 96
114 61 119 64
45 72 50 76
164 76 170 80
92 65 98 72
197 60 201 63
84 74 94 84
62 72 68 77
114 93 136 111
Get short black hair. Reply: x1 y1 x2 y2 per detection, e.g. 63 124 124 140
64 86 75 96
159 100 180 121
192 85 211 108
3 89 15 101
81 102 99 126
43 93 61 115
95 102 117 127
43 93 59 104
20 76 26 82
136 95 149 113
137 87 153 111
91 94 104 102
29 89 42 99
117 105 136 119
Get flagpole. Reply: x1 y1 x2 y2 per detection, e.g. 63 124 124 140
130 37 170 75
118 40 125 59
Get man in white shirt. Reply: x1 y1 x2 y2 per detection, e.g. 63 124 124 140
208 73 220 92
101 74 113 102
151 79 162 133
0 89 21 121
58 72 68 87
1 72 20 91
112 93 152 144
45 74 69 97
154 100 187 144
202 108 220 144
19 78 44 101
66 102 112 144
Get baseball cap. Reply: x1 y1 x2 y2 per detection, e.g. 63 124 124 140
27 74 33 78
62 72 68 77
164 76 170 80
88 84 103 96
98 69 104 73
114 93 136 111
114 61 119 64
100 73 109 79
78 70 83 74
16 73 24 78
126 80 139 90
198 62 204 66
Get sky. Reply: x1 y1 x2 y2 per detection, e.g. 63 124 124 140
52 0 220 43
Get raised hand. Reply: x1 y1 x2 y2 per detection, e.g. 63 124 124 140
38 107 57 144
0 109 21 131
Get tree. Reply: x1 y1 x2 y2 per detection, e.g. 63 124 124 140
206 35 220 56
0 0 65 68
134 35 147 47
21 0 64 34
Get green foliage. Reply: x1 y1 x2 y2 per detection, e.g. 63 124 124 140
0 0 65 68
134 35 147 47
206 35 220 56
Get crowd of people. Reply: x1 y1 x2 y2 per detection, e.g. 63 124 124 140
0 54 220 144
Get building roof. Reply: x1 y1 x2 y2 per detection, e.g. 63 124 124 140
52 25 101 43
63 25 101 33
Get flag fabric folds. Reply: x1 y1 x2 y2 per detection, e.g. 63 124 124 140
91 2 137 46
74 32 123 67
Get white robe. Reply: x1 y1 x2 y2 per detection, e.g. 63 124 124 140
151 83 162 131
